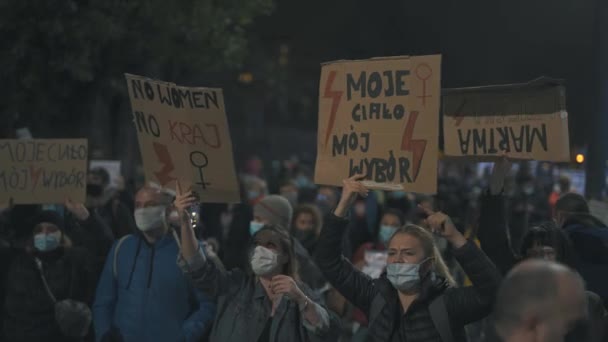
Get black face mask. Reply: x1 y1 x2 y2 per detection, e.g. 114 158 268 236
293 229 317 250
87 184 104 197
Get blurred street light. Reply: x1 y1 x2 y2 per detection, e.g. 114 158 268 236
576 153 585 164
238 71 254 84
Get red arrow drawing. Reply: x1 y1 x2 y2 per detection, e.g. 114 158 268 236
401 111 427 181
323 70 343 147
152 142 176 186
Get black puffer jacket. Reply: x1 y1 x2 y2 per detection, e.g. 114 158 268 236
3 247 96 342
315 214 501 342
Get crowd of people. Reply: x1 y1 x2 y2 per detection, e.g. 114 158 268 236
0 155 606 342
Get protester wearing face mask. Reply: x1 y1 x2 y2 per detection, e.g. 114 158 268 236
479 156 608 342
315 175 502 342
250 195 327 291
291 204 323 255
316 186 339 216
93 186 215 342
480 222 608 341
485 260 589 342
348 208 404 339
4 210 96 342
174 183 339 342
242 175 268 205
351 208 405 277
85 167 136 239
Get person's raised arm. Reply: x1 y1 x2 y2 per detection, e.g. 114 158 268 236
314 175 378 314
333 175 368 218
65 198 115 274
477 155 519 274
174 181 244 298
422 207 502 325
175 181 200 261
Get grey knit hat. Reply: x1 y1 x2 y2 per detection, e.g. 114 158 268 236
254 195 293 229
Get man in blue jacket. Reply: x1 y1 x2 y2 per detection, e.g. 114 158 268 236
93 186 215 342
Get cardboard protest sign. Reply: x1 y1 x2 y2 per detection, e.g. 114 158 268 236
90 160 122 188
315 55 441 193
443 78 570 161
125 74 240 203
0 139 88 204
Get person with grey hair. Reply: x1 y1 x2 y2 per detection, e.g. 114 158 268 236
251 195 327 291
486 259 588 342
93 186 216 342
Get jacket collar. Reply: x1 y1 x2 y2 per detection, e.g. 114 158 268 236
254 279 267 299
137 231 175 249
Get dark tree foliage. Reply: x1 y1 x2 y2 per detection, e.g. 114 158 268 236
0 0 273 138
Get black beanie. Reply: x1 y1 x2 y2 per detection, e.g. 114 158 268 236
33 210 65 232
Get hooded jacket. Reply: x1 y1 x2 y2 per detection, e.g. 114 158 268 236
93 233 215 342
479 192 608 341
4 246 96 342
562 215 608 307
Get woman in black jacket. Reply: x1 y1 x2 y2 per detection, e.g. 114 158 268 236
314 175 502 342
4 209 96 342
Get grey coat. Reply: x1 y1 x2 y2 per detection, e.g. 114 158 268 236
178 248 340 342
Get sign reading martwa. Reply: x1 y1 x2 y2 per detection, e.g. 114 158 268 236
315 55 441 194
443 78 570 161
125 74 239 203
0 139 88 204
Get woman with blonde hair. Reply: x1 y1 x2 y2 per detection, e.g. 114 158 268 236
314 175 502 342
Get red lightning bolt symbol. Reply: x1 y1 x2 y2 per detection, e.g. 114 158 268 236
152 142 176 186
401 111 427 181
323 71 343 146
453 99 467 127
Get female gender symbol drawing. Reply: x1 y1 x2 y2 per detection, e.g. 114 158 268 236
190 151 211 189
415 63 433 106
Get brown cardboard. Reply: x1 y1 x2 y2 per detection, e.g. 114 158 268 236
0 139 88 204
443 78 570 161
315 55 441 194
125 74 240 203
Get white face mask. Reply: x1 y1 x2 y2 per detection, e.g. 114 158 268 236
250 246 280 276
386 257 431 292
134 206 166 232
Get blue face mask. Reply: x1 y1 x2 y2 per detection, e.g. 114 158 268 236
34 232 61 252
378 225 397 245
295 176 312 189
386 257 432 292
248 191 260 200
249 221 265 236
